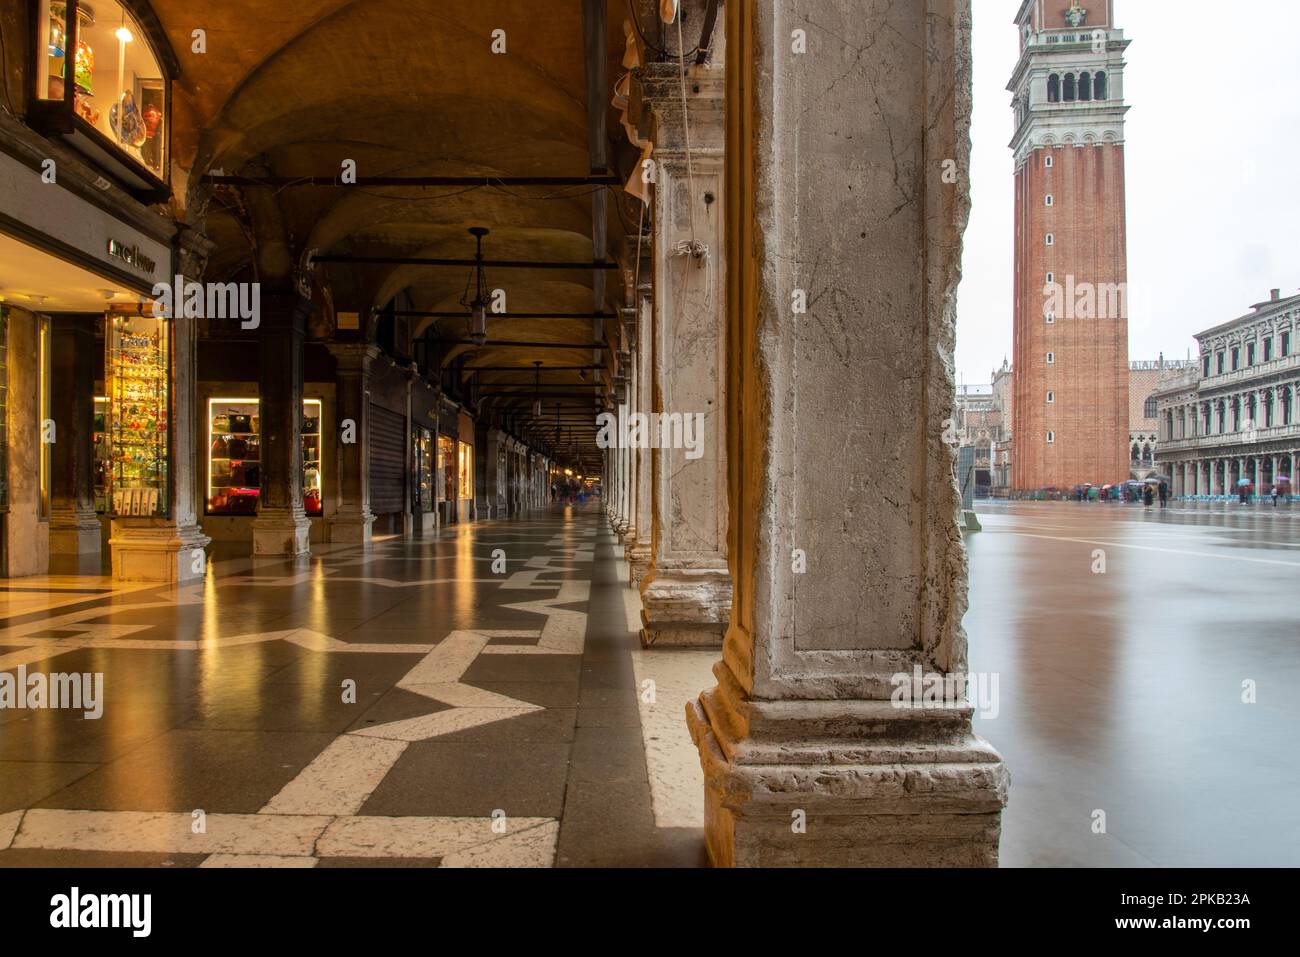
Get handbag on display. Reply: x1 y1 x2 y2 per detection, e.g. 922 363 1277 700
303 416 319 434
210 435 230 457
245 436 260 461
213 414 232 434
229 413 252 433
227 437 248 459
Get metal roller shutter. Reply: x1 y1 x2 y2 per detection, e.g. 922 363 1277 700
369 403 406 514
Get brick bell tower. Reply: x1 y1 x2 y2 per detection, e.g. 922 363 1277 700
1009 0 1131 492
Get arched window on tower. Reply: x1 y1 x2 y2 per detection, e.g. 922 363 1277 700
1064 74 1077 101
1048 74 1061 103
1079 72 1092 101
1094 72 1107 100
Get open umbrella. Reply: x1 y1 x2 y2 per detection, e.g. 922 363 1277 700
1277 476 1291 483
1237 478 1254 486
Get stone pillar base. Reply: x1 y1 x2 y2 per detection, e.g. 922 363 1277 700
640 566 731 647
49 507 101 555
686 667 1009 868
110 521 211 583
626 544 652 587
253 509 311 557
327 511 376 548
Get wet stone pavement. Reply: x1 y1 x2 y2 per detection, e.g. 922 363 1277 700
0 504 705 868
968 501 1300 866
0 499 1296 867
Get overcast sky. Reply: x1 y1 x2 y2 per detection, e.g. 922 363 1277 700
955 0 1300 385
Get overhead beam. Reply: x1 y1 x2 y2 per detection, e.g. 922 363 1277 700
313 255 619 270
204 174 620 188
464 365 606 372
696 0 722 64
432 339 610 349
395 311 618 320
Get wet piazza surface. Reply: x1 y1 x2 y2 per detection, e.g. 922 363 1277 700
0 500 1296 867
968 502 1300 867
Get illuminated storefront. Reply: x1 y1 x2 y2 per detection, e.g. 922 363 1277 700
205 397 323 516
105 310 169 517
412 425 435 531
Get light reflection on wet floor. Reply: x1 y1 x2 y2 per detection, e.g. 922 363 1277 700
967 502 1300 867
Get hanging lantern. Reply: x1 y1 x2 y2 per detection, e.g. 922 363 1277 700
460 226 491 346
531 360 543 418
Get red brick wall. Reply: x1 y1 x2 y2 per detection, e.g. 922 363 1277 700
1012 143 1130 490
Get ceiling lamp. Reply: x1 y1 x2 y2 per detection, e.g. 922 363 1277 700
460 226 490 346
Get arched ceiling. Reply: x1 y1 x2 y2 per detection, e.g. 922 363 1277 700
148 0 667 472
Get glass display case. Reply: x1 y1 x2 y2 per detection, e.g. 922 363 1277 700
93 396 109 512
437 434 455 503
106 312 170 517
458 441 474 501
0 309 9 513
302 402 322 516
33 0 170 192
413 426 434 512
206 397 322 516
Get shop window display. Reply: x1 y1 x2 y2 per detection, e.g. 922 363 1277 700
0 310 8 513
106 312 169 517
93 396 109 512
413 427 434 512
36 1 169 178
206 398 323 516
437 434 455 503
458 441 473 501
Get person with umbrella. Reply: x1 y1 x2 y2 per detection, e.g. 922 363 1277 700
1238 477 1252 505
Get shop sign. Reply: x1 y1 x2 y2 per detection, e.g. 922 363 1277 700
106 239 157 276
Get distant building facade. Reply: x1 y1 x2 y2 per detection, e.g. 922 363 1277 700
1155 290 1300 497
1129 357 1196 480
956 384 1002 497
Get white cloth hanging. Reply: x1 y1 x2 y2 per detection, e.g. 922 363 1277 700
660 0 679 25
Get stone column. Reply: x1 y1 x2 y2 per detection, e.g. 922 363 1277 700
628 290 654 585
619 331 638 546
686 0 1007 867
327 343 378 547
635 34 732 646
109 230 210 581
3 307 50 576
49 315 100 557
251 292 311 556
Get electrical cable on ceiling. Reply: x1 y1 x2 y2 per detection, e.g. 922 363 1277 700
627 0 700 61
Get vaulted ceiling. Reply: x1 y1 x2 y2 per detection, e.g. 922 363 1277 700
147 0 679 470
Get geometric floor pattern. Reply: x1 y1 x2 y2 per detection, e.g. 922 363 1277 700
0 504 709 867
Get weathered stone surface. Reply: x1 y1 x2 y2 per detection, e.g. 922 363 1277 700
689 0 1007 867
